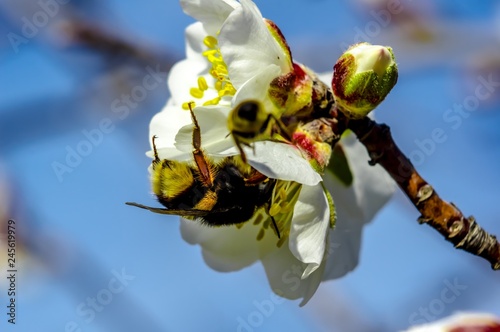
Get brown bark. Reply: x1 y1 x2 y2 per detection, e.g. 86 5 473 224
347 116 500 270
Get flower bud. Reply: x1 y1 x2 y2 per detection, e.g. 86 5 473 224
332 43 398 119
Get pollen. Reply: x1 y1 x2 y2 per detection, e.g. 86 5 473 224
182 101 196 110
203 97 221 106
253 213 264 225
183 35 236 109
280 202 294 214
197 77 208 91
214 80 223 91
256 228 265 241
276 236 287 248
190 87 204 99
203 36 218 48
269 204 281 217
201 36 235 96
218 85 236 97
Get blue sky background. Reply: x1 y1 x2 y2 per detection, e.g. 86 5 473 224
1 0 500 331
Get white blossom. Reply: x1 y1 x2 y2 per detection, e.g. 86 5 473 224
148 0 395 305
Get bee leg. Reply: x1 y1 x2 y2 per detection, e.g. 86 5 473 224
272 115 293 143
225 130 248 160
244 171 268 185
265 201 281 239
187 102 214 187
151 135 161 164
270 216 281 239
234 138 248 163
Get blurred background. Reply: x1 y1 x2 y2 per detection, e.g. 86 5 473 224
1 0 499 331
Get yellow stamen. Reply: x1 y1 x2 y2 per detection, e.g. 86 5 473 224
262 219 271 231
218 89 230 97
215 64 228 76
257 228 265 241
203 36 218 48
206 54 221 63
197 77 208 91
280 203 294 214
182 101 195 110
190 87 204 99
279 188 287 201
203 97 221 106
202 49 219 57
182 35 235 109
269 204 281 217
253 213 263 225
214 80 223 91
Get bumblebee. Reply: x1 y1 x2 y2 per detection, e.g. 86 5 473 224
227 100 292 162
127 103 280 235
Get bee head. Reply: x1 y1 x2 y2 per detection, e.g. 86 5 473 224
228 100 271 136
237 101 259 122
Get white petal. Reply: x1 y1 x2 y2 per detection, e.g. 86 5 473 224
148 147 193 162
246 141 322 186
149 104 238 161
180 0 239 36
171 23 230 107
260 240 327 306
219 0 292 89
180 215 276 272
167 58 207 107
288 184 330 279
322 134 395 280
232 64 281 112
184 22 209 64
149 102 192 150
335 134 395 223
174 105 237 156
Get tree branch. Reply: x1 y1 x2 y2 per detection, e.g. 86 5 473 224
347 116 500 270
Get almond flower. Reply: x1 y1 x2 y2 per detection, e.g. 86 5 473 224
148 0 395 305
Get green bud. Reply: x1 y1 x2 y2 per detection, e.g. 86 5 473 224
332 43 398 119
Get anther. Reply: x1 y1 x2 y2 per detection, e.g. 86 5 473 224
203 36 218 48
190 87 204 99
197 77 208 91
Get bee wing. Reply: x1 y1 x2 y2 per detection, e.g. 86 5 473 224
126 202 211 217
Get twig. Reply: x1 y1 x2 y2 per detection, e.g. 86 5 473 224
61 20 177 69
347 116 500 270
